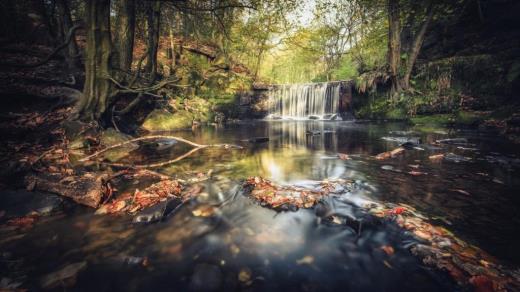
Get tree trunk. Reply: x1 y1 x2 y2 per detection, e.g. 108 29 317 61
401 1 434 90
113 0 135 76
145 1 161 81
387 0 401 98
74 0 113 121
56 0 80 70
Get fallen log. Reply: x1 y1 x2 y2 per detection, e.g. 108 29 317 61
25 172 108 208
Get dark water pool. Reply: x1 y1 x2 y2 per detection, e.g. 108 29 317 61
1 120 519 291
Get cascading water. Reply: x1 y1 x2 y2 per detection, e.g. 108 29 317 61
268 82 341 119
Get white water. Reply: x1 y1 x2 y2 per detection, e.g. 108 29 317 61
268 82 341 119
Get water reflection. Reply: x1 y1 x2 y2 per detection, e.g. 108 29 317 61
2 121 520 290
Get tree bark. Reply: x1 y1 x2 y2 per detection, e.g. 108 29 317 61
401 1 434 90
387 0 401 98
74 0 113 121
145 1 161 81
56 0 80 70
113 0 135 76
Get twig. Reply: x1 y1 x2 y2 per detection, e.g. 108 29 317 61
78 135 242 163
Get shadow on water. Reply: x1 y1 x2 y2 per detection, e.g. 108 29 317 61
2 120 520 290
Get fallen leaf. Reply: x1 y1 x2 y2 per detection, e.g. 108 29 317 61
296 255 314 265
238 267 252 283
381 245 395 256
429 154 444 162
469 275 495 292
338 153 351 160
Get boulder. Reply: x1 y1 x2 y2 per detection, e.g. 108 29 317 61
141 109 194 132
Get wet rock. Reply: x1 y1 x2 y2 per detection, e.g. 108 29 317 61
389 130 417 136
306 130 321 136
153 139 178 151
444 153 472 163
435 138 469 145
308 115 320 120
0 190 62 219
323 114 339 120
141 109 194 132
99 128 138 162
382 136 421 145
190 264 223 291
243 137 269 144
132 198 182 224
40 261 87 290
266 114 282 120
25 172 107 208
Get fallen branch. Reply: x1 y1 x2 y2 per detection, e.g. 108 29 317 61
79 135 242 166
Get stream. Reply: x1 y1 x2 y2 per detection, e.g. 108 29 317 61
1 120 520 291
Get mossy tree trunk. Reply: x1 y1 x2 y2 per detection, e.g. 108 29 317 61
113 0 135 78
387 0 401 98
74 0 113 121
145 1 161 82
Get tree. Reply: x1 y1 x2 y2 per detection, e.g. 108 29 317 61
56 0 80 70
73 0 113 121
113 0 136 77
400 0 434 90
387 0 401 98
144 1 161 82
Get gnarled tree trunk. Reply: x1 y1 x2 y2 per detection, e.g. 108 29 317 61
74 0 113 121
113 0 135 77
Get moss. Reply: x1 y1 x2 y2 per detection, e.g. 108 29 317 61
410 114 453 125
454 111 487 126
142 109 194 132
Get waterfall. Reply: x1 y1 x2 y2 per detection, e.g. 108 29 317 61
268 82 341 119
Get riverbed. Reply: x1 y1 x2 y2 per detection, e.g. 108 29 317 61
1 120 519 291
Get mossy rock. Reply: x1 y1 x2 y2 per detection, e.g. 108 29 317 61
99 128 138 162
142 109 194 132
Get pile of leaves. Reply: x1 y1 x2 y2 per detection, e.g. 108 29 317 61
96 180 183 214
243 177 342 210
369 204 520 291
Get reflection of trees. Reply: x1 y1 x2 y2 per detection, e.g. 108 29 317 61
267 121 338 152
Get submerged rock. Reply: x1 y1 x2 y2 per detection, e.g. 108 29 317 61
132 198 182 224
444 153 472 163
40 261 87 290
242 137 269 144
382 136 421 145
435 138 469 145
141 109 194 132
323 114 339 120
0 190 62 219
190 264 223 291
99 128 138 162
